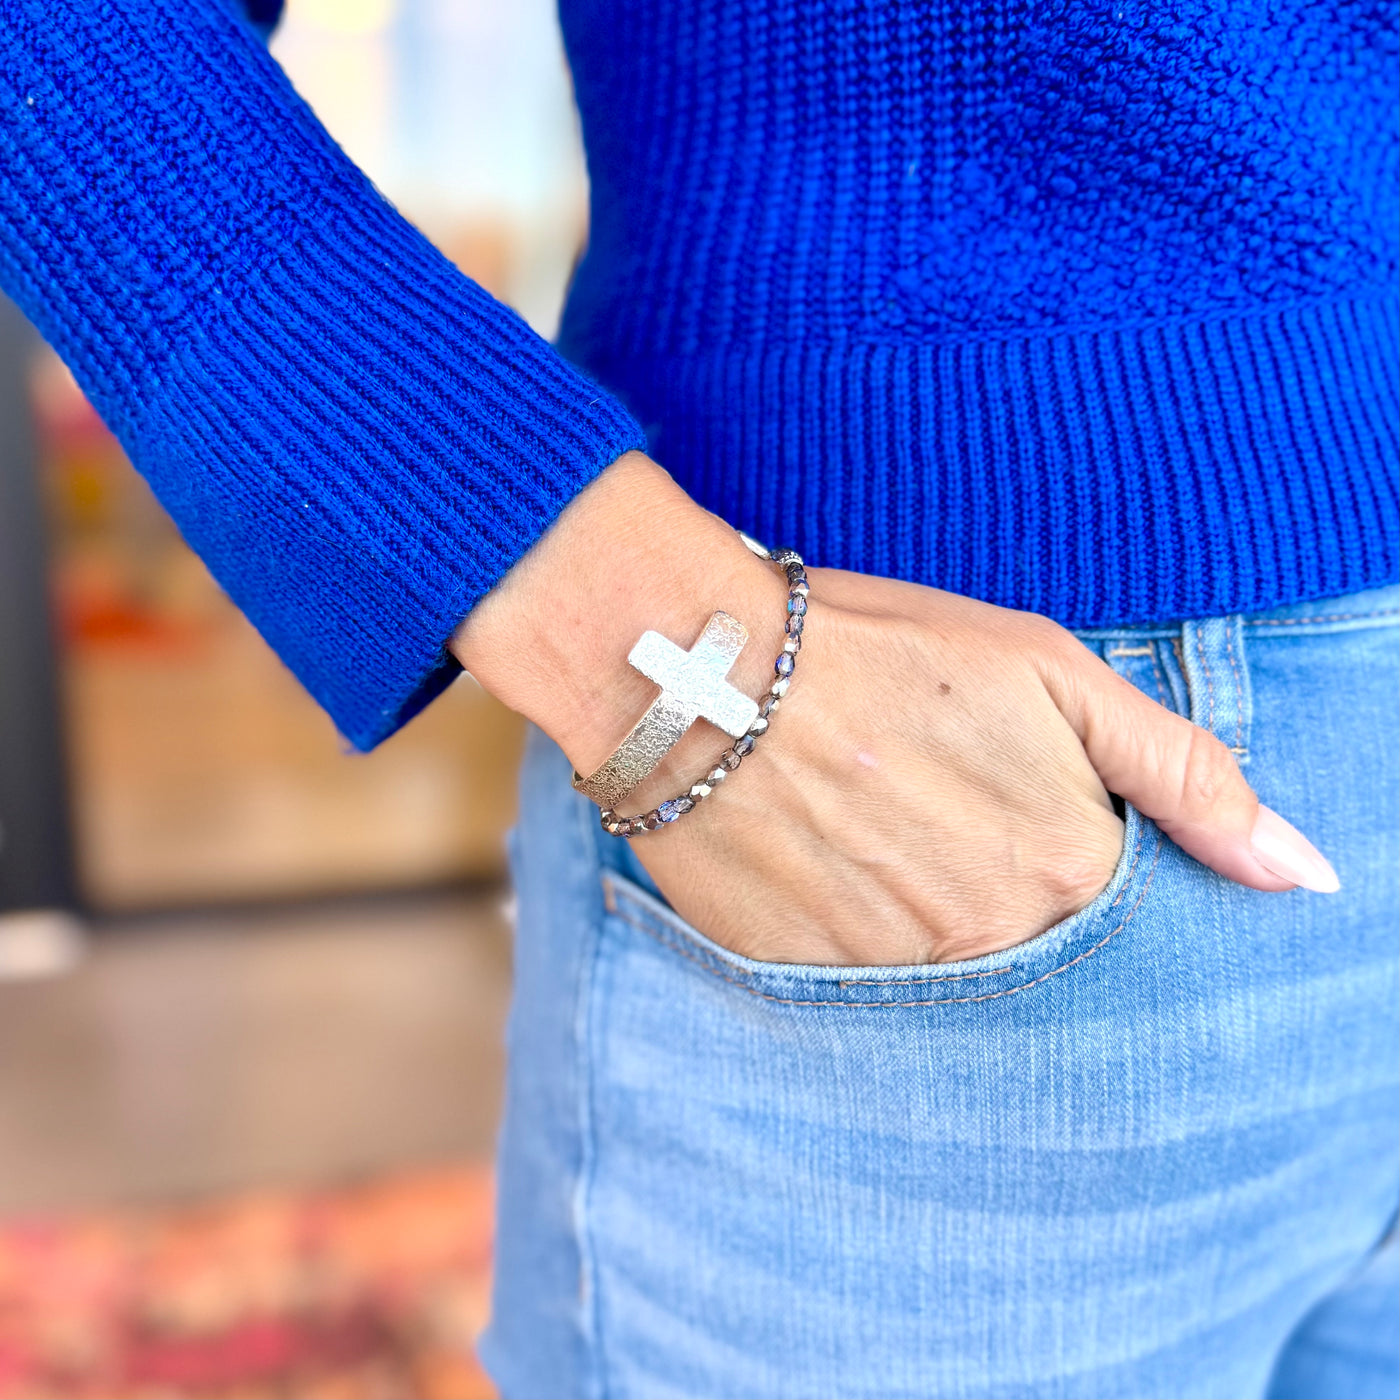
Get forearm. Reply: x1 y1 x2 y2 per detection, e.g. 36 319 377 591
450 452 789 803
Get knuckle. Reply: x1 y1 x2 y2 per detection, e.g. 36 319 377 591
1045 853 1115 911
1037 824 1122 914
1027 611 1076 654
1177 727 1241 814
1023 613 1092 690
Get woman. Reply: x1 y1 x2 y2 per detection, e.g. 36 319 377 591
2 2 1395 1396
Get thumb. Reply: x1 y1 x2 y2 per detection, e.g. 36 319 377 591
1041 644 1339 894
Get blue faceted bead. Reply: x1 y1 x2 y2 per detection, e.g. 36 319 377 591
657 797 694 822
787 594 807 616
775 651 795 676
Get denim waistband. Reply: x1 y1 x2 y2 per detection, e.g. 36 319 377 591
1072 583 1399 641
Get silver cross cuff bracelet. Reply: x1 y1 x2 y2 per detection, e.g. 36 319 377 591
572 609 760 809
596 545 808 837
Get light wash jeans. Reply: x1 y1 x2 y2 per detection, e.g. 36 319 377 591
480 585 1400 1400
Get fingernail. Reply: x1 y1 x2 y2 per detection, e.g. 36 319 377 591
1250 805 1341 893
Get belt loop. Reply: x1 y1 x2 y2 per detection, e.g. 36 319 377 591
1179 615 1252 763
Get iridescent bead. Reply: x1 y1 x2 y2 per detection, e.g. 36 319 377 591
641 811 664 831
791 578 810 596
785 613 804 638
706 766 728 784
721 750 743 771
770 676 790 697
732 734 755 757
787 594 807 616
689 782 713 800
759 695 780 718
657 797 694 822
747 715 769 735
783 636 801 654
775 652 794 677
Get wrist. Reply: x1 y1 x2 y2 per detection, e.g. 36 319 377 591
450 452 788 792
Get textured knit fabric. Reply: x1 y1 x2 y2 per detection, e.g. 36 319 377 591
0 0 647 749
2 1 1397 747
558 0 1399 630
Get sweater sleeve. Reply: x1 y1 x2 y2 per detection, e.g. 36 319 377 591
0 0 647 750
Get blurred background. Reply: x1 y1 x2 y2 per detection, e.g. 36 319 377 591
0 2 588 1394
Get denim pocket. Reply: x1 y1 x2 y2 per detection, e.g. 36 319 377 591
598 801 1164 1011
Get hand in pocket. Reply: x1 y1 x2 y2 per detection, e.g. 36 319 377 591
628 569 1337 966
454 455 1336 970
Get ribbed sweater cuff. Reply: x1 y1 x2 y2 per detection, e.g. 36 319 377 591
0 0 646 749
137 208 647 749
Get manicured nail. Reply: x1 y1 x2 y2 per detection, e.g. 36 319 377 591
1250 805 1340 893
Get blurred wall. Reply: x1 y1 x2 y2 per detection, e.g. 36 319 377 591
0 301 77 917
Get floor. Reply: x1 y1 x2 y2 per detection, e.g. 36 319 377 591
0 887 513 1217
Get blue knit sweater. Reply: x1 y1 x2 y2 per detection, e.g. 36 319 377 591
2 1 1395 749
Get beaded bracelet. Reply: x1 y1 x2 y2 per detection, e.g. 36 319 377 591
598 546 808 837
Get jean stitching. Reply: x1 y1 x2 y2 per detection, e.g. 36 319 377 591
1195 622 1218 738
1108 820 1148 909
603 833 1162 1008
1147 640 1172 712
839 966 1014 988
1104 650 1161 907
1076 606 1399 643
1223 621 1246 753
603 877 1013 988
1244 609 1399 627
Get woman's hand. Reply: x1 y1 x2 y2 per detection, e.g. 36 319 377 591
453 453 1338 966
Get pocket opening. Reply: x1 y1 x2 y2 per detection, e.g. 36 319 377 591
599 803 1164 1010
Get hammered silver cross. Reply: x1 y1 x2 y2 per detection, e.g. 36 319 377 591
572 610 759 809
628 610 759 738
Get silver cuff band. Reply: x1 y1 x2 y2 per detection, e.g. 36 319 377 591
572 609 759 809
598 546 809 837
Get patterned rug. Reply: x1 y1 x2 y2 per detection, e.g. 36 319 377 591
0 1165 496 1399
